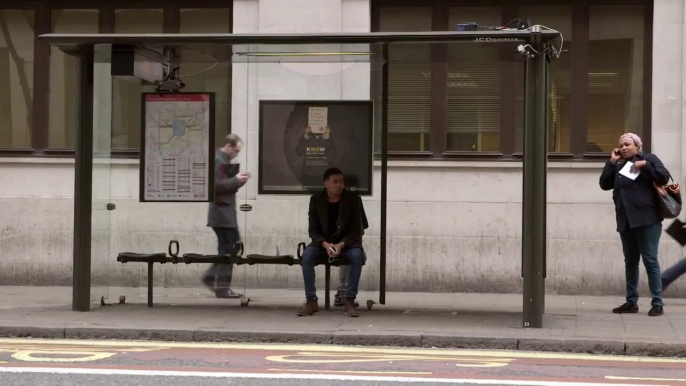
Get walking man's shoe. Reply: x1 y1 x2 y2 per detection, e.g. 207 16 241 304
297 299 319 316
612 303 639 314
344 298 359 317
215 289 242 299
334 294 358 308
648 305 664 316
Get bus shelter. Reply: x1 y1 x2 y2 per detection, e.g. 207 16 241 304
38 28 561 328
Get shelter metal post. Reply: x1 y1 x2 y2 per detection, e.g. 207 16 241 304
522 27 547 328
72 46 95 311
379 43 389 305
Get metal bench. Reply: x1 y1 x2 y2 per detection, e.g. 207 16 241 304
117 240 357 310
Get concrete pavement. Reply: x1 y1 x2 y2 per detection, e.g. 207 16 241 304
1 286 686 357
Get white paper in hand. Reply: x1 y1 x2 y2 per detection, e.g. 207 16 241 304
619 161 640 180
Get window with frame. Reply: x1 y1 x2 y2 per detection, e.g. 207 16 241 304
376 7 432 153
373 0 651 160
1 2 233 157
447 7 502 153
49 9 99 150
587 4 645 154
0 9 34 150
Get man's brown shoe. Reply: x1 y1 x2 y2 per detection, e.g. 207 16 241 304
345 298 359 317
300 300 319 313
297 299 318 316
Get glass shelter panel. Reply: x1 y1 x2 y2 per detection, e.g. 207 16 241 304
84 42 389 307
237 43 382 305
112 9 164 150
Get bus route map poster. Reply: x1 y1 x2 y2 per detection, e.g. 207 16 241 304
140 93 215 202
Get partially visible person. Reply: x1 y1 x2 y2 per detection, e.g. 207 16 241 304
298 168 365 317
599 133 671 316
662 259 686 292
204 133 250 299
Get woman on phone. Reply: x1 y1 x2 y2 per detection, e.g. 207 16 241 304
599 133 671 316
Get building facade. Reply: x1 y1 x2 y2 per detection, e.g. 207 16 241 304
1 0 685 297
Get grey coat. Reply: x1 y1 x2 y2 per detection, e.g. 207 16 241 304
208 150 241 229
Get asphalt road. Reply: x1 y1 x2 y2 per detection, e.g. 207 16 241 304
0 338 684 385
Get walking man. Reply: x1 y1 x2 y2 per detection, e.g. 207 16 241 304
203 134 250 298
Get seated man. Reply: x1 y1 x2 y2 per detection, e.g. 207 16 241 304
298 168 365 317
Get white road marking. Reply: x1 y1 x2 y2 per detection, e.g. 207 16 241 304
607 376 686 382
0 366 667 385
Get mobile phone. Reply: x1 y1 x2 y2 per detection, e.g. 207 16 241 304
329 246 337 254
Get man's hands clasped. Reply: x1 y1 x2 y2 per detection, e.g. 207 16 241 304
322 241 345 258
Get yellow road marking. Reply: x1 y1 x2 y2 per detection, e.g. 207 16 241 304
11 350 116 363
0 338 683 364
266 352 511 368
0 342 166 363
606 376 686 382
0 344 160 354
268 368 432 375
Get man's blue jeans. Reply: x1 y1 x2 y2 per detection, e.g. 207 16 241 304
619 223 664 307
205 227 239 290
301 246 363 301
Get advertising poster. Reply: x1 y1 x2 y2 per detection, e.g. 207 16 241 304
258 100 373 195
140 93 215 202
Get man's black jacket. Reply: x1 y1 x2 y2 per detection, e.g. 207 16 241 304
308 189 364 249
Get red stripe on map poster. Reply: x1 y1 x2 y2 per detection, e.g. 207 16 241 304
145 94 210 102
